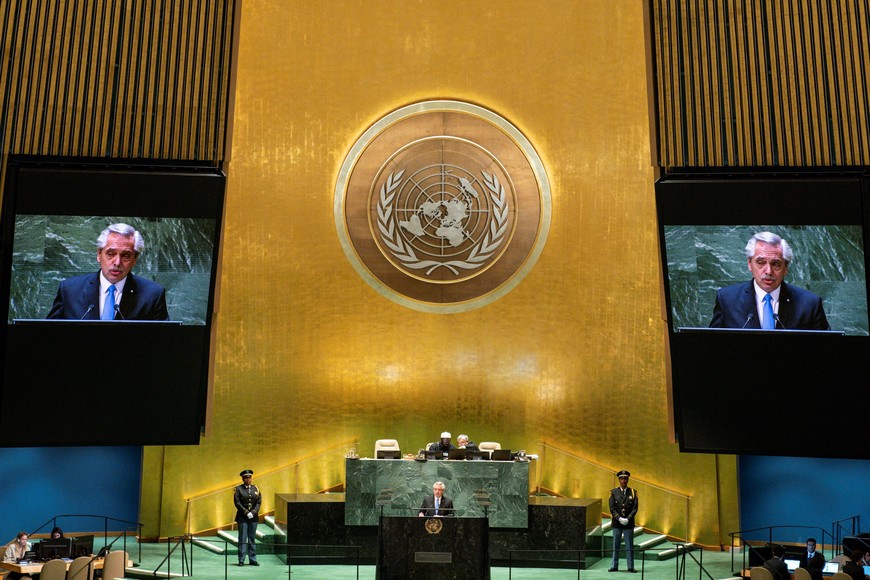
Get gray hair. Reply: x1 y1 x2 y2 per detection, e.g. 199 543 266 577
433 481 446 490
97 223 145 254
744 231 793 264
457 434 469 443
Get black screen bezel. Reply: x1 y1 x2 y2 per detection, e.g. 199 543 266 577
656 171 870 459
0 156 225 446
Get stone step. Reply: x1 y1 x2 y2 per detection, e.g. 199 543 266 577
190 536 226 554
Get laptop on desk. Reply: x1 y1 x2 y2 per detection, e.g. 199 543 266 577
821 562 840 575
784 559 800 572
491 449 511 461
447 448 467 460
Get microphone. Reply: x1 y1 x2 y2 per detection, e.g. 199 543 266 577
741 312 755 329
80 305 95 320
114 303 126 320
774 313 786 329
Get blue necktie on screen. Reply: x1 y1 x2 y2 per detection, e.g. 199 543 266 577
762 293 775 329
102 284 116 320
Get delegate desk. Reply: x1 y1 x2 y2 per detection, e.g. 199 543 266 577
0 557 104 575
345 458 529 528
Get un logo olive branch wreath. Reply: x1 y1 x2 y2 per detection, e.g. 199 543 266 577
376 169 509 276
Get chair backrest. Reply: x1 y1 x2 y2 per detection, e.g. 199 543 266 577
68 555 96 580
374 438 400 455
831 572 852 580
101 550 128 580
39 558 69 580
793 566 813 580
478 441 501 451
750 566 775 580
831 554 849 564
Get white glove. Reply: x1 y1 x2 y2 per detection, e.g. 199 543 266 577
246 512 254 520
619 517 629 525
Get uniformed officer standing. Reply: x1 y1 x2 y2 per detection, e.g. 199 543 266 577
234 469 261 566
608 469 639 573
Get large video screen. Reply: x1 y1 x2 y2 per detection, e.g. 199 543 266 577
0 157 225 446
657 174 870 458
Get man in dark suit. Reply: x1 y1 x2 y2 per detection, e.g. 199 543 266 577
47 223 169 321
798 537 826 580
418 481 454 517
709 232 829 330
609 469 639 573
234 469 261 566
764 544 791 580
456 434 478 452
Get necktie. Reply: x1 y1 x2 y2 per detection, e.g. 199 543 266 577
762 293 775 329
435 499 439 515
102 285 116 320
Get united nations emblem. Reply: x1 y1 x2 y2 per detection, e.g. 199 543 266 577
424 518 443 535
335 101 551 312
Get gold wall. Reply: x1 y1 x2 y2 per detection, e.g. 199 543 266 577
140 0 739 547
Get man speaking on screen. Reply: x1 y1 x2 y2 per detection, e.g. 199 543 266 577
709 231 829 330
47 223 169 321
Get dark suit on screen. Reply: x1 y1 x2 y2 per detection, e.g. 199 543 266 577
47 271 169 321
709 280 830 330
418 494 454 517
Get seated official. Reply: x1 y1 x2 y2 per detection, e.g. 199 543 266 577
842 548 867 580
456 434 478 451
418 481 454 517
428 431 455 455
3 531 33 580
763 545 790 580
47 223 169 321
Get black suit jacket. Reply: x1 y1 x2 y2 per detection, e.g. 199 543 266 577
764 557 790 580
799 552 826 570
418 495 454 517
709 280 830 330
47 272 169 321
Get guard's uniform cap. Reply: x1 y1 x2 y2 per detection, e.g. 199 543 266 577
616 470 631 478
240 469 254 477
440 432 451 438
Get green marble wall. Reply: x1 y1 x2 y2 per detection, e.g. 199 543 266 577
9 215 215 324
345 458 529 528
664 225 869 335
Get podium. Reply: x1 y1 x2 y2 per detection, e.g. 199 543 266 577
377 516 489 580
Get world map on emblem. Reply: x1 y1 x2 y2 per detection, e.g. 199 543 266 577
373 154 512 280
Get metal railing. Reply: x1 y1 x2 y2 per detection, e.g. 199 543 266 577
183 439 357 535
832 515 863 555
728 525 832 575
160 537 363 579
28 514 143 562
536 442 692 540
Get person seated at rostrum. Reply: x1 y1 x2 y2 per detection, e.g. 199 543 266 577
428 432 455 456
456 434 478 451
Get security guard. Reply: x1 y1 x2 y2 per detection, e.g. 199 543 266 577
608 469 639 572
233 469 261 566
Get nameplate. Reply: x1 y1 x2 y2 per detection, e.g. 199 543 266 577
415 551 452 564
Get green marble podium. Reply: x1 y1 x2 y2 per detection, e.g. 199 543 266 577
345 458 529 528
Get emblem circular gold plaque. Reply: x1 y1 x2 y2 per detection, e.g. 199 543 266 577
424 518 443 534
335 101 551 313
